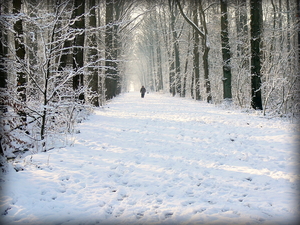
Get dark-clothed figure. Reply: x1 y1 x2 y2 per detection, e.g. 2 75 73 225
140 86 146 98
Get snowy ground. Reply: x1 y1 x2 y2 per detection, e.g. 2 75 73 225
1 92 299 225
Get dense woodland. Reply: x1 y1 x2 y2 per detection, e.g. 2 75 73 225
0 0 299 162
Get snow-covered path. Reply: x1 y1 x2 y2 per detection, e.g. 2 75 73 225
1 92 299 225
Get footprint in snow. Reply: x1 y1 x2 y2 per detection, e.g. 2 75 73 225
207 200 216 204
164 212 173 218
56 187 66 193
114 208 125 217
97 200 106 208
156 198 163 204
59 175 70 181
117 190 128 201
104 205 114 215
194 208 206 214
167 192 174 197
181 200 195 206
79 182 86 188
185 189 194 197
136 212 144 219
221 207 230 212
110 165 118 170
244 177 252 182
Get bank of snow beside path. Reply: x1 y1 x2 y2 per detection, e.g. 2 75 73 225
1 92 299 225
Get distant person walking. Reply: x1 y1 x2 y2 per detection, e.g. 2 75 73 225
140 86 146 98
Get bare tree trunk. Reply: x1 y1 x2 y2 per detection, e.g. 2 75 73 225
182 30 191 98
235 0 249 107
113 1 121 96
298 0 300 69
13 0 26 120
0 3 7 90
169 1 181 96
168 0 176 96
192 6 200 100
105 0 116 100
0 2 8 155
73 0 85 102
155 20 163 91
176 0 211 102
88 0 99 106
220 0 232 101
250 0 263 110
198 1 211 103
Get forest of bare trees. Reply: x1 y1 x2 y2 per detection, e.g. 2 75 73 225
0 0 299 162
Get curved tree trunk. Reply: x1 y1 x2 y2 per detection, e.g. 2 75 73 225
176 0 211 102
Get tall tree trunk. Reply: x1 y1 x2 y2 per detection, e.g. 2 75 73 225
168 0 176 96
0 1 8 130
298 0 300 69
113 0 121 96
154 13 163 91
182 30 191 98
235 0 248 107
149 44 155 91
58 0 73 73
250 0 263 110
174 35 181 96
198 1 211 102
73 0 85 101
192 6 200 100
168 0 181 96
156 41 163 91
88 0 99 106
168 46 175 95
236 0 248 59
286 0 291 53
220 0 232 101
0 2 8 90
105 0 116 100
13 0 26 120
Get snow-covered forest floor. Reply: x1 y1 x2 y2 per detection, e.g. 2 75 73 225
1 92 299 225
